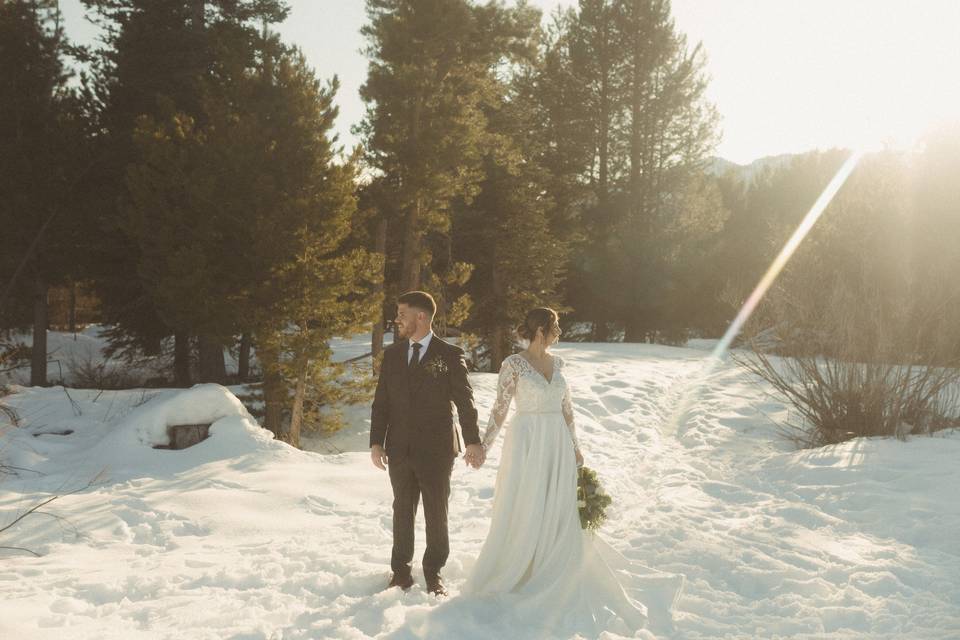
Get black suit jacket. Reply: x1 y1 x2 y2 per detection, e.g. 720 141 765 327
370 335 480 460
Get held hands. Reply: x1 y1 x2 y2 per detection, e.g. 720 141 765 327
463 443 486 469
575 448 584 468
370 444 389 470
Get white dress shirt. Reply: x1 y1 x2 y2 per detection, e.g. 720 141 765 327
407 331 434 365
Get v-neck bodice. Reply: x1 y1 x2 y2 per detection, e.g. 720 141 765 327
516 353 556 385
480 353 580 453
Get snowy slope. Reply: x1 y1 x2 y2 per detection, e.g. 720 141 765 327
1 337 958 639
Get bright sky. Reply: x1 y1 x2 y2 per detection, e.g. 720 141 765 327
59 0 960 165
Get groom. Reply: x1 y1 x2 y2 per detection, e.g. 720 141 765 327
370 290 484 596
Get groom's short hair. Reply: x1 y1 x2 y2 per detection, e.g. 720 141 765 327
398 291 437 319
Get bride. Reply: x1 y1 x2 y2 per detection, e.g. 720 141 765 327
460 307 684 635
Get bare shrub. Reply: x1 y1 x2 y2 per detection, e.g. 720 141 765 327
734 276 960 448
64 349 142 389
0 385 17 427
0 471 105 557
0 404 15 426
0 385 19 479
0 338 30 383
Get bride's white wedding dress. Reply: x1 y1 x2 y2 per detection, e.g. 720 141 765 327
460 353 684 635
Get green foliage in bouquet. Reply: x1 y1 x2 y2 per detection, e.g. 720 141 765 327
577 466 612 531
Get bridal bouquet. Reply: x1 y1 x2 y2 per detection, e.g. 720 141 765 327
577 466 612 531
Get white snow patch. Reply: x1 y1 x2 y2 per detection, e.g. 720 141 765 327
0 335 958 639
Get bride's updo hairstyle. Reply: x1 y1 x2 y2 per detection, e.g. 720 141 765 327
517 307 559 343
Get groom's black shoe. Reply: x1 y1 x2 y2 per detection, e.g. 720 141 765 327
388 573 414 591
425 573 447 597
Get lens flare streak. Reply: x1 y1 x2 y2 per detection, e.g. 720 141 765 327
661 149 865 437
711 149 865 362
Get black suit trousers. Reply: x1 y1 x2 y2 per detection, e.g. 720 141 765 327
388 453 455 579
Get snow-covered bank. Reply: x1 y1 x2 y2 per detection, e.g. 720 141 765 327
1 338 958 639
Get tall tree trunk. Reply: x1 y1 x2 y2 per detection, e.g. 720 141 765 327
592 318 609 342
628 0 652 223
627 4 652 338
238 331 252 381
400 197 422 291
197 334 226 383
490 324 504 374
260 340 284 438
174 331 191 386
68 280 77 334
30 272 48 386
400 96 424 292
191 0 204 29
624 319 647 343
371 216 388 374
592 9 612 343
597 11 610 202
287 355 308 449
490 246 505 372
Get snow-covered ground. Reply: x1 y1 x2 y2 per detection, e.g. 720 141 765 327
1 334 958 639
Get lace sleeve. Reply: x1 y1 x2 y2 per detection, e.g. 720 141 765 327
481 356 517 451
559 357 581 452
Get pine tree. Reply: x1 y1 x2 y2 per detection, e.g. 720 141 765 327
455 36 568 370
0 1 88 385
80 0 209 380
80 0 289 383
519 0 720 341
457 154 568 368
357 0 538 296
240 54 382 445
126 27 382 444
614 0 720 340
354 174 401 368
912 126 960 332
543 1 628 339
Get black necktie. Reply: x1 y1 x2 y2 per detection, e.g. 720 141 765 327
409 342 422 369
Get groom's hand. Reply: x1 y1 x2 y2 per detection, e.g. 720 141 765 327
370 444 388 470
464 443 485 469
